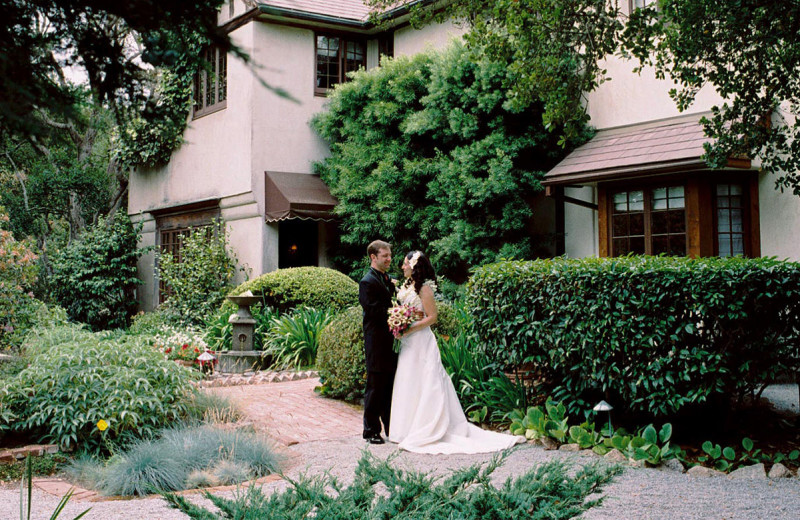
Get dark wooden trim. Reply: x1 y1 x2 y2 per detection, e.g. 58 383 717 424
149 198 221 217
554 186 565 256
222 7 260 34
545 186 598 210
748 175 761 257
598 187 608 257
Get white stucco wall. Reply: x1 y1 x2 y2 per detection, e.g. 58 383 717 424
759 173 800 261
393 19 466 56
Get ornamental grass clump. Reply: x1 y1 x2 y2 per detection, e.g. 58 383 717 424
264 306 333 369
467 256 800 418
163 451 619 519
93 424 279 496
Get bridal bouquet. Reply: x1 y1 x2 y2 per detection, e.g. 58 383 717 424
387 302 418 351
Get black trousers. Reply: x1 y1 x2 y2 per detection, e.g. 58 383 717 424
363 370 395 438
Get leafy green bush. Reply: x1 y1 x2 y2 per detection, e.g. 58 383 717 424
0 206 40 349
163 451 619 519
316 307 365 400
317 302 459 399
313 41 579 281
49 212 143 330
71 424 279 496
265 307 333 369
229 266 358 314
467 256 800 417
158 221 241 326
0 325 199 451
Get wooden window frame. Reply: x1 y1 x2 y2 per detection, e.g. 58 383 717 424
193 46 228 119
607 182 688 257
314 32 366 96
598 171 760 259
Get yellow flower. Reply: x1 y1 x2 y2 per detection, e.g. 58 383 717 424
97 419 109 431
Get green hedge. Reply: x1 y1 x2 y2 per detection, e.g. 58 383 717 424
227 267 358 314
317 302 460 400
466 256 800 417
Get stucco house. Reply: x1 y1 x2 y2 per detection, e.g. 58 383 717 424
543 3 800 262
128 0 467 310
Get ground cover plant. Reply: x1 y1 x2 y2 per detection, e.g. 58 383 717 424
164 450 620 519
467 256 800 418
66 424 279 496
0 324 199 451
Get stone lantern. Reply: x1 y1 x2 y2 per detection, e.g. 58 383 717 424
218 294 265 373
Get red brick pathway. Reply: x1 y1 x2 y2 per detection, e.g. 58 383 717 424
207 377 362 446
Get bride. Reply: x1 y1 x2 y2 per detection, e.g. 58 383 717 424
388 250 524 454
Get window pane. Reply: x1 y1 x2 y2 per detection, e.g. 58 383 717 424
668 209 685 234
731 236 744 256
317 36 341 88
653 197 668 210
629 212 644 235
612 215 628 237
716 184 730 196
652 211 668 235
669 234 686 256
718 236 732 257
652 235 669 255
613 192 628 212
630 236 645 254
629 191 644 211
613 238 629 256
729 184 743 195
730 209 743 232
218 51 227 102
717 209 730 232
668 186 684 198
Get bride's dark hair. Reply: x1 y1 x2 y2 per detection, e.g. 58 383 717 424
404 251 436 295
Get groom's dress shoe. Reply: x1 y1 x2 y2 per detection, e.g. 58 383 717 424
366 434 385 445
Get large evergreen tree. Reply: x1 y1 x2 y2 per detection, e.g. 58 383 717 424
313 43 584 281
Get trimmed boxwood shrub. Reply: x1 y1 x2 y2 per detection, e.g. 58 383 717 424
317 302 460 400
227 267 358 314
317 307 365 400
466 256 800 418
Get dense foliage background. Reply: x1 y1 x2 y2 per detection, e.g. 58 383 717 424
313 42 584 281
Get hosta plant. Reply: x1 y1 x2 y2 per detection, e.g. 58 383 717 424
508 400 569 442
597 423 682 466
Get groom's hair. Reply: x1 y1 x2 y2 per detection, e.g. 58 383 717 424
367 240 391 258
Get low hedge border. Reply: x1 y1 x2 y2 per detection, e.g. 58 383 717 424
466 256 800 417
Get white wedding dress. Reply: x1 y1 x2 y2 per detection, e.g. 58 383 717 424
388 281 524 454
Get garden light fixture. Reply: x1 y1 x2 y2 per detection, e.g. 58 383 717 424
593 400 614 435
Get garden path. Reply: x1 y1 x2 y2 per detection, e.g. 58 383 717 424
205 377 363 446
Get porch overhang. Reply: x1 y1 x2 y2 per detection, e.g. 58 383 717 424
542 113 751 187
265 171 337 223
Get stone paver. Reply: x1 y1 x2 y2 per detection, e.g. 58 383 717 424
207 377 363 446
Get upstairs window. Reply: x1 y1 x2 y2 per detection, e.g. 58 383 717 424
193 46 227 118
315 34 365 95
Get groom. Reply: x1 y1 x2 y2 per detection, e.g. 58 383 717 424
359 239 397 445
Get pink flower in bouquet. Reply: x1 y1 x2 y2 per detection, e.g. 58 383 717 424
387 303 418 339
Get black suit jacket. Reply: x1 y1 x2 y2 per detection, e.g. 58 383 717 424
359 267 397 372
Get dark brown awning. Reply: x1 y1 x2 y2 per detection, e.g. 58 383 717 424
265 171 337 222
543 113 751 186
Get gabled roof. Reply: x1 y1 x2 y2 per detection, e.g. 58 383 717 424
255 0 418 27
543 112 751 186
260 1 374 22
